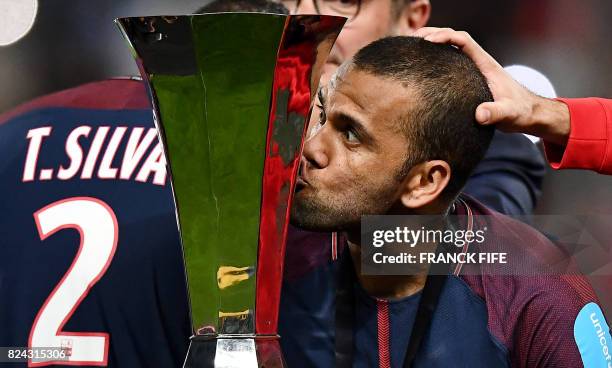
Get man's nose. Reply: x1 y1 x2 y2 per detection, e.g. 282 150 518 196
301 124 330 170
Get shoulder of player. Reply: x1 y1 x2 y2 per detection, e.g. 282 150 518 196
460 273 601 353
458 273 601 365
0 77 150 125
461 195 581 274
461 273 596 310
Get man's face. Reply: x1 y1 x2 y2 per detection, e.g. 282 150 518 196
290 65 416 231
282 0 398 84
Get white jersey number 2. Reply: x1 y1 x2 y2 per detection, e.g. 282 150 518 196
29 197 118 367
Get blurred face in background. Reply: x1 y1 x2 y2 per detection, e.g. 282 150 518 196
279 0 431 83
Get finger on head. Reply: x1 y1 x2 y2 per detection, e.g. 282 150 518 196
475 105 492 124
413 27 443 38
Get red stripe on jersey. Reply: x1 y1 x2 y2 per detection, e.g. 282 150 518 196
331 232 338 261
453 198 474 276
0 78 151 125
376 299 391 368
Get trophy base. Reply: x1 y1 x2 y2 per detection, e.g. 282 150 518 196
183 336 285 368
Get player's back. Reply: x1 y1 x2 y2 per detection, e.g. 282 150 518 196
0 79 190 367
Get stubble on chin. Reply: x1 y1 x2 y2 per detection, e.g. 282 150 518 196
289 168 404 232
289 190 342 232
289 189 379 232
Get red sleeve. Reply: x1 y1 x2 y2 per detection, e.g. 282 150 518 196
543 98 612 174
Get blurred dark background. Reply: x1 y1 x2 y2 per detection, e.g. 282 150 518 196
1 0 611 307
2 0 611 115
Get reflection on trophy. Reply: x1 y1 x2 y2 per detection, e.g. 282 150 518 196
116 13 345 367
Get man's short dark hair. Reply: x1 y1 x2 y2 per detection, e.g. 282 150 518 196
196 0 289 14
352 36 495 200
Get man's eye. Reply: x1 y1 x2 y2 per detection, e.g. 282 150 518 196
316 105 326 125
345 129 359 143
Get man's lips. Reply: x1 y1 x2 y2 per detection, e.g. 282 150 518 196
296 176 309 188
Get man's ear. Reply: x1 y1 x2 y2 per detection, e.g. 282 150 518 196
399 160 451 209
392 0 431 36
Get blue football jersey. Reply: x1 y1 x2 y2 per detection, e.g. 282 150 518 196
279 197 612 368
0 79 190 367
